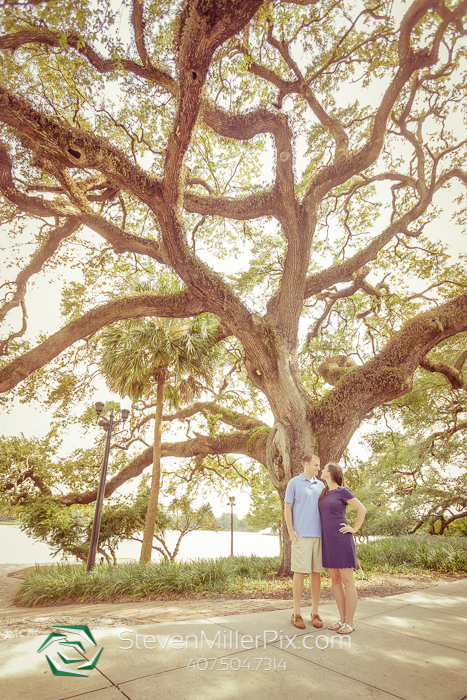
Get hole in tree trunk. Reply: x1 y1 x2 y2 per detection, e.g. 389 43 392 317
67 147 82 159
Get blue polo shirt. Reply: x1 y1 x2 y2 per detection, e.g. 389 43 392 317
285 474 324 537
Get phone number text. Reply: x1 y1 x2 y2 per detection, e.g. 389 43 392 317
187 657 286 671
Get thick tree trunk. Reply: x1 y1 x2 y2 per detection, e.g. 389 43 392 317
260 343 355 575
258 344 318 576
139 375 165 563
277 490 291 576
265 411 313 576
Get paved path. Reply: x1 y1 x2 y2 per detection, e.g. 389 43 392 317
0 595 294 624
0 563 24 608
0 562 294 633
1 577 466 700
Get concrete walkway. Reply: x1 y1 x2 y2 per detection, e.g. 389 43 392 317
1 578 466 700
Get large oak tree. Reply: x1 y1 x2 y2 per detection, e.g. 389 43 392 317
1 0 467 571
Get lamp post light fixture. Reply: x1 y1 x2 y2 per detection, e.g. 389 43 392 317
86 403 129 573
228 496 236 557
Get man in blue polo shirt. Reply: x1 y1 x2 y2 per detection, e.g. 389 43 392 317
285 453 325 629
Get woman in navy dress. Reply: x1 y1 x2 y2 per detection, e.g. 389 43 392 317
318 463 367 634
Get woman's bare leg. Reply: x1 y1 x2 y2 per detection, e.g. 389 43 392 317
328 568 345 623
340 568 358 628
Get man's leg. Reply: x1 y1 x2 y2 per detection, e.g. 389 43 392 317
293 572 305 615
310 572 321 616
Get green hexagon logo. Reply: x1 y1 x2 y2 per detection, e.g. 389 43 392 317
37 625 103 677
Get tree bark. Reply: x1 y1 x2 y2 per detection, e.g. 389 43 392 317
139 374 165 563
255 342 317 576
277 488 292 577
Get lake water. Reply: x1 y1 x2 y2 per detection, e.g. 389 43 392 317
0 524 280 565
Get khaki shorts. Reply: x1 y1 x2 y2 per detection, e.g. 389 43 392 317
291 537 324 574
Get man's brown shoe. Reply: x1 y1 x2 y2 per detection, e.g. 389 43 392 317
311 613 323 628
291 613 305 629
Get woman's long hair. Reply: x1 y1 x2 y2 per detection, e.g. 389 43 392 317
318 463 345 505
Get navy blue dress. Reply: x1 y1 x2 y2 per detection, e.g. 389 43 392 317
319 487 357 569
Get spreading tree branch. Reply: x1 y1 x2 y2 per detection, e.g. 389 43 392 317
313 292 467 459
0 27 177 94
0 290 212 393
0 219 80 325
58 428 269 505
420 355 466 390
303 0 467 203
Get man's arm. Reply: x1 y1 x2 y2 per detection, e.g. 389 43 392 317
285 502 299 541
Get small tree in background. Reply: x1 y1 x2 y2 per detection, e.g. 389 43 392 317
216 512 247 531
136 493 218 561
246 471 283 555
19 485 218 564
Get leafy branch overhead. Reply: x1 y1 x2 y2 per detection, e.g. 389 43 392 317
352 341 467 538
1 0 467 571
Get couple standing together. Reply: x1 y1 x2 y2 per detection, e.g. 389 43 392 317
285 453 367 635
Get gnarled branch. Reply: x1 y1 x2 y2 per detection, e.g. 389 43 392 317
58 427 269 505
420 355 466 390
313 291 467 457
0 85 165 212
0 27 177 94
0 219 79 326
0 290 210 393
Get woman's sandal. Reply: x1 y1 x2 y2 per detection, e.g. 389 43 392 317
337 623 354 634
328 620 343 631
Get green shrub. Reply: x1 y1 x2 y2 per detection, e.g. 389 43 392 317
356 535 467 573
15 536 466 608
14 555 281 607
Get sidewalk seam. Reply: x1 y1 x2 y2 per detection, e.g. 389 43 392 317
358 618 467 654
356 603 410 619
270 646 407 700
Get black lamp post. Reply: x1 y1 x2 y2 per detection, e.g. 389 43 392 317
228 496 236 556
86 402 129 572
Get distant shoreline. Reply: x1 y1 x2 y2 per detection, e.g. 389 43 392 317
0 525 281 566
0 522 275 533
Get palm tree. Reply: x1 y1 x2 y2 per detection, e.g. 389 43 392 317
99 313 220 563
